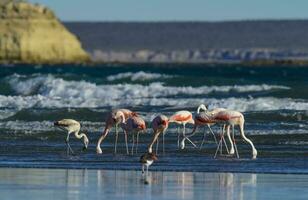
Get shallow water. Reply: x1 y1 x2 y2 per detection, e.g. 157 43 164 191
0 64 307 173
0 168 308 200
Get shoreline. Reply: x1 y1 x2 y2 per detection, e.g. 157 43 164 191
1 60 308 67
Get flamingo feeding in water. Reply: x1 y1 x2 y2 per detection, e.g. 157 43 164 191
96 109 136 154
54 119 89 155
169 110 196 149
120 114 147 155
181 104 226 150
147 114 169 154
212 110 258 159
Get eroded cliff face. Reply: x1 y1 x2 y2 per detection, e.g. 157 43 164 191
0 1 90 64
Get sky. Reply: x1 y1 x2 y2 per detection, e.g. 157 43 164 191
29 0 308 22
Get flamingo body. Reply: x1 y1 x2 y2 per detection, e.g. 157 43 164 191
121 115 147 154
96 109 136 154
213 110 258 159
148 114 169 153
54 119 89 154
169 110 195 149
169 110 194 125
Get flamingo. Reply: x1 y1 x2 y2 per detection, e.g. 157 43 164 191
212 110 258 159
147 114 169 154
96 109 136 154
183 110 230 153
197 104 220 147
169 110 196 149
140 152 158 176
54 119 89 155
120 114 147 155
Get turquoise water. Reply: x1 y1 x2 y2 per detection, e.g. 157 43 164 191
0 64 307 173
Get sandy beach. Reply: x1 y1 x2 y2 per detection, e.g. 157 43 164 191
0 168 307 200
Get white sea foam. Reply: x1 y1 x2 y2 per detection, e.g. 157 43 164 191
1 74 302 112
0 120 306 137
106 71 172 81
0 120 104 133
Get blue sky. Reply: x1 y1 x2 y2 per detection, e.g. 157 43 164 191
29 0 308 22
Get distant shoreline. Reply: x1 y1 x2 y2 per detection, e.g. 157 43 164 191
1 59 308 67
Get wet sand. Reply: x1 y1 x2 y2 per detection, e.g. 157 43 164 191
0 168 307 200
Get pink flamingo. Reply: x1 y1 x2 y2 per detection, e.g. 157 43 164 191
147 114 169 154
212 110 258 159
96 109 137 154
185 107 257 159
169 110 196 149
120 114 147 155
184 110 230 152
195 104 227 149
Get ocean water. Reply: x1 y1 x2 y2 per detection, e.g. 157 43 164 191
1 168 308 200
0 64 307 173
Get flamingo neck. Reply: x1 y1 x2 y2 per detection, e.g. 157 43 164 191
74 131 88 145
197 105 207 113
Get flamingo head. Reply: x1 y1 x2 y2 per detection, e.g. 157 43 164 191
83 136 89 151
112 111 126 124
180 138 186 150
131 112 138 117
139 123 146 130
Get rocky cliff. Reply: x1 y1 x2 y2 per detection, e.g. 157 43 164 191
0 1 90 64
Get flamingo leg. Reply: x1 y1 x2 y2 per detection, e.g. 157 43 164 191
114 124 119 154
65 133 74 155
136 132 140 154
200 126 206 150
162 129 165 155
177 127 180 148
226 125 234 155
208 125 218 145
233 125 240 159
124 130 129 155
131 132 135 155
156 136 159 155
220 126 223 155
182 123 197 148
214 126 225 159
222 131 230 154
185 137 197 148
214 136 222 159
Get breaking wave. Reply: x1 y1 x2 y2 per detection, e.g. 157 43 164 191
106 71 173 81
1 74 302 112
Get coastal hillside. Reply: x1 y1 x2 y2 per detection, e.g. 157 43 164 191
66 21 308 63
0 1 90 64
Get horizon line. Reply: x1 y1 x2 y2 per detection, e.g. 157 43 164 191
61 18 308 23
